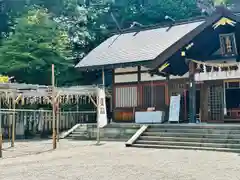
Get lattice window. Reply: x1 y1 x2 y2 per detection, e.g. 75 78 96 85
115 86 138 107
208 85 223 120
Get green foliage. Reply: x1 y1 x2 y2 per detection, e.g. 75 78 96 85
213 0 230 5
109 0 200 28
0 7 72 85
55 3 110 60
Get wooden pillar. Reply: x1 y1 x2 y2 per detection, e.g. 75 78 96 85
183 86 188 121
188 60 196 123
200 82 208 122
52 64 57 149
11 102 15 147
56 102 60 142
165 75 170 106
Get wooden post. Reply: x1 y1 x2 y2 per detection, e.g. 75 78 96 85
11 94 22 147
165 75 170 106
0 98 2 158
188 60 196 123
8 99 11 144
52 64 57 149
11 100 15 147
200 82 209 122
56 102 60 142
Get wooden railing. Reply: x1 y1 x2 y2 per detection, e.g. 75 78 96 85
0 109 96 137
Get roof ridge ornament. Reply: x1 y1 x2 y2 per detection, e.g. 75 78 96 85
212 17 236 29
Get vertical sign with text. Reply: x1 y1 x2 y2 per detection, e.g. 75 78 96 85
97 88 108 128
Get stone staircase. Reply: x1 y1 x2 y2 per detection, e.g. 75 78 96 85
68 124 93 140
66 123 140 141
126 124 240 153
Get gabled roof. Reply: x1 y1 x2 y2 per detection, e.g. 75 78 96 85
150 6 240 70
76 6 240 71
76 20 205 70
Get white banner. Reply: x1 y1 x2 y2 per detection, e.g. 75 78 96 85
97 88 108 128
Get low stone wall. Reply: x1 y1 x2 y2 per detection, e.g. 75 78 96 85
72 123 141 141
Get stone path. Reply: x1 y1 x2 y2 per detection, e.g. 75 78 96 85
0 140 240 180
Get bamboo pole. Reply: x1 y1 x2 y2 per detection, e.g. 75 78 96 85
52 64 57 149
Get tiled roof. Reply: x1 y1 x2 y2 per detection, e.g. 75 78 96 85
76 20 205 69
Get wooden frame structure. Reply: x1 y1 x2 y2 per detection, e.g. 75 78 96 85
0 69 110 158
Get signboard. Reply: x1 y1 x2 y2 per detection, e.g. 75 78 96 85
168 94 181 123
97 88 107 128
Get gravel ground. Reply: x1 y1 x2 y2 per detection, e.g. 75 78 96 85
0 139 240 180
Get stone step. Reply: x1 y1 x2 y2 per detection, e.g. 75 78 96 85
148 124 240 130
146 128 240 134
72 131 88 134
70 133 127 141
130 144 240 153
139 136 240 144
69 133 93 140
70 130 132 141
135 140 240 149
143 132 240 139
74 128 88 132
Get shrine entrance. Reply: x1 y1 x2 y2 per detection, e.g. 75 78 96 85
224 80 240 122
184 90 201 123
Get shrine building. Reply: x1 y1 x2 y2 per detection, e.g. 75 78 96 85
76 6 240 124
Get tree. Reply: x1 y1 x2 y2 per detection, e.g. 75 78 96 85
0 7 73 85
213 0 230 5
104 0 201 30
0 0 209 86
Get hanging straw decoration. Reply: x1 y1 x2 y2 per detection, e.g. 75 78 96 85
22 97 25 105
190 59 239 70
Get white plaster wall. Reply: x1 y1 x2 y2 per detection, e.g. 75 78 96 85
115 74 138 83
114 67 138 73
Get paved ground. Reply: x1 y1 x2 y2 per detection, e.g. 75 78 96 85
0 140 240 180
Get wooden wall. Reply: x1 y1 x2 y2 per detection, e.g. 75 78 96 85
112 66 240 123
112 66 189 122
